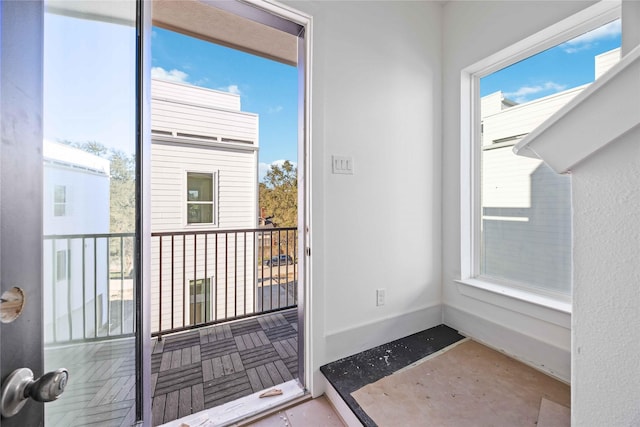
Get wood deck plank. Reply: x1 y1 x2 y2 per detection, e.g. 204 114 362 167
274 359 293 382
159 351 172 371
151 394 166 426
255 365 274 388
221 354 234 374
265 362 284 385
223 324 232 339
192 384 204 413
235 335 247 351
99 375 130 405
212 357 224 379
178 387 191 418
202 359 214 382
181 347 191 366
230 352 244 372
112 375 136 403
191 345 201 363
246 368 264 392
257 330 270 346
170 349 182 369
163 390 179 424
119 404 136 427
242 334 255 350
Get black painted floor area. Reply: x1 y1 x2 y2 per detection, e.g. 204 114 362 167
320 324 465 426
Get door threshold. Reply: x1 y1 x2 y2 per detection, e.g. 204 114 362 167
160 380 306 427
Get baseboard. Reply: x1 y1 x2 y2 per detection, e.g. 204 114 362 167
324 304 442 364
443 305 571 383
322 376 364 427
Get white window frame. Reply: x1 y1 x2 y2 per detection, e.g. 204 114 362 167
459 1 620 313
53 183 71 217
184 169 219 227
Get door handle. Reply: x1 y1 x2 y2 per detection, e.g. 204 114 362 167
0 368 69 418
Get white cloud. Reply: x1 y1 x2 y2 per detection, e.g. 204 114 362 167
504 81 567 103
259 159 297 182
268 105 284 114
151 67 189 83
219 84 241 95
560 20 621 53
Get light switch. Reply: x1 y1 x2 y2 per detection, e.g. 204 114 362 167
332 155 354 175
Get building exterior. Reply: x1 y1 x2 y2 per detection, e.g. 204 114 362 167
479 48 620 294
150 79 259 332
43 140 111 342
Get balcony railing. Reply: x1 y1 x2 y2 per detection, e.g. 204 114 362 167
43 227 298 344
151 227 297 338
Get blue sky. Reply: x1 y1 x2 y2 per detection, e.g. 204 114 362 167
481 20 621 103
151 27 298 181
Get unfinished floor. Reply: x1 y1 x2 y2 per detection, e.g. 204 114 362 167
322 325 570 427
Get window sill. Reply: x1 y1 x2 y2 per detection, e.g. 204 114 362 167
455 278 571 328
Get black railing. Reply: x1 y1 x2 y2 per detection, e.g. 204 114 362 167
43 233 136 344
151 227 297 338
43 227 298 343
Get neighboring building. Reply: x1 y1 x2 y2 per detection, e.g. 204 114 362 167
43 140 111 342
480 48 620 293
150 79 259 332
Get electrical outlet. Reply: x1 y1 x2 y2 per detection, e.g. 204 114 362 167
376 289 386 306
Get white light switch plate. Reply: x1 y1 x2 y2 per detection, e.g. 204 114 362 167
332 155 354 175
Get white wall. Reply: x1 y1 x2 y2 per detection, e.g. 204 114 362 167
441 1 598 382
283 0 443 395
571 125 640 426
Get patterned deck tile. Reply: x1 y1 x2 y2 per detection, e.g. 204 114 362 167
263 323 297 341
154 362 203 396
200 337 237 359
150 308 298 425
239 344 281 370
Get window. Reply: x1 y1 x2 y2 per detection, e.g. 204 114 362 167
461 3 621 303
54 185 67 216
187 172 215 224
56 249 69 282
189 278 211 324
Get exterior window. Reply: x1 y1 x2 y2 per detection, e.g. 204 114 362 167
56 249 69 282
189 278 211 324
54 185 67 217
465 14 621 299
187 172 214 224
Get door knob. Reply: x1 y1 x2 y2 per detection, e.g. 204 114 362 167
1 367 68 418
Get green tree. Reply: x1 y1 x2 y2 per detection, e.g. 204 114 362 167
108 150 136 234
259 160 297 227
61 140 136 273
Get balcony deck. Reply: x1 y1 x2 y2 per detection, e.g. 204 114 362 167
151 307 299 426
43 308 298 427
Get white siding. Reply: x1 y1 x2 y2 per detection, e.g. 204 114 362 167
152 99 258 143
152 78 241 111
594 47 621 79
482 86 585 147
151 142 256 231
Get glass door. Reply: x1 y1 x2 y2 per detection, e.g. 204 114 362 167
42 1 143 425
1 1 148 425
